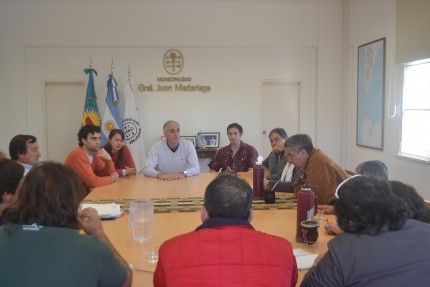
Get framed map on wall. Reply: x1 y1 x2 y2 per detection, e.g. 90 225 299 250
356 37 386 150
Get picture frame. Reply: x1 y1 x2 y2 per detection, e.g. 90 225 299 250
181 136 196 147
356 37 385 150
160 136 196 147
201 132 220 148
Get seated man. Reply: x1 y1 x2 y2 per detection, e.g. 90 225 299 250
355 159 388 180
0 162 131 286
9 134 41 176
154 175 298 287
0 159 24 226
65 125 119 193
302 176 430 287
143 120 200 180
284 134 348 205
208 123 258 172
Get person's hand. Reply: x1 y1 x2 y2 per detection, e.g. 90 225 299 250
125 167 136 176
325 221 343 235
111 172 119 182
317 204 334 214
271 141 285 154
79 207 103 236
97 148 112 161
263 178 270 189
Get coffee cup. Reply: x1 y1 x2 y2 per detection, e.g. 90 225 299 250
264 189 276 204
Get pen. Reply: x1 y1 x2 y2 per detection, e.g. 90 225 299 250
271 179 281 191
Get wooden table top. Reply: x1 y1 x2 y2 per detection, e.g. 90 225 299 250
86 173 334 286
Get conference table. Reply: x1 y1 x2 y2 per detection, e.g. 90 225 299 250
84 172 335 286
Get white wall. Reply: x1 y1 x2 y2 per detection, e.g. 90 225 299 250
347 0 430 198
0 0 344 163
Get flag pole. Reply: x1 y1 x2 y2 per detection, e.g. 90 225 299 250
111 58 114 74
128 63 131 79
89 56 92 69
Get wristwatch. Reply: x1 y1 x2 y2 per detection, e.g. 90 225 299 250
183 171 188 177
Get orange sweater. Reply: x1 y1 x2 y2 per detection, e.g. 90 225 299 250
64 147 115 193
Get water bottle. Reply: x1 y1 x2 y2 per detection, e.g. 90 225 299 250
296 185 317 243
253 155 264 199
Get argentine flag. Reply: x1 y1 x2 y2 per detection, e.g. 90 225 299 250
101 73 123 146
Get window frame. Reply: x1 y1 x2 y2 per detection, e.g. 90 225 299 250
398 58 430 162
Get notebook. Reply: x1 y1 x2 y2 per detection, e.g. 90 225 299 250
79 203 122 219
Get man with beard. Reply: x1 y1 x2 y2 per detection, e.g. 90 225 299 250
65 125 119 193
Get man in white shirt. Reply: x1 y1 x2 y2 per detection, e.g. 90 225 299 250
143 120 200 180
9 134 41 176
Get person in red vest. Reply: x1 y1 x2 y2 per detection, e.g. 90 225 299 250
154 175 298 287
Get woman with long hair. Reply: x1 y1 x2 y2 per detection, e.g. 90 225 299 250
103 129 136 176
0 162 131 287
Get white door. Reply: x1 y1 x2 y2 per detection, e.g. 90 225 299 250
44 81 85 162
261 81 300 157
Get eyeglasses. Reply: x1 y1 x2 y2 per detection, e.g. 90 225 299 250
335 174 362 199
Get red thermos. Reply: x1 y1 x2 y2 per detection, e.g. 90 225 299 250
253 160 264 200
296 185 317 243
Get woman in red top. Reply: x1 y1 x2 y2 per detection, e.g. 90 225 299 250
103 129 136 177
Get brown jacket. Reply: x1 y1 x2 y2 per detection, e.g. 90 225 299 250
292 148 348 205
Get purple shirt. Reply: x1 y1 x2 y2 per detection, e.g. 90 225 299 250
208 141 258 172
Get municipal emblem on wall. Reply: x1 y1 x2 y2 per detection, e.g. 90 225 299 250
123 118 142 144
163 49 184 75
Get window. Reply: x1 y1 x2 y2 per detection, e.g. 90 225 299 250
400 59 430 161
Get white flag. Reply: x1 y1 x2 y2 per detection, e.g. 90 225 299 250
122 77 146 172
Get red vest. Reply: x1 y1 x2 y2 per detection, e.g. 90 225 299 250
154 225 298 287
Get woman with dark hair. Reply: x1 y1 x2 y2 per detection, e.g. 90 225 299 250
103 129 136 177
302 176 430 287
263 128 298 193
390 180 430 223
0 162 131 287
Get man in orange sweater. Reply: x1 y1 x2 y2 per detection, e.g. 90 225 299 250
65 125 119 194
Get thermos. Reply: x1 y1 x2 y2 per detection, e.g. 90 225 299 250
253 156 264 199
296 185 317 243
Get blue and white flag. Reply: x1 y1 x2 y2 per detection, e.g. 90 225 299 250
101 73 123 146
122 77 146 172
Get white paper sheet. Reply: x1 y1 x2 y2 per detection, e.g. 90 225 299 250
80 203 122 219
293 248 318 270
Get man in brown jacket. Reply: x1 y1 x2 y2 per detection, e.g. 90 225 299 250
284 134 348 205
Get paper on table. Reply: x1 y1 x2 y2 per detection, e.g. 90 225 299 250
80 203 122 219
293 248 318 270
